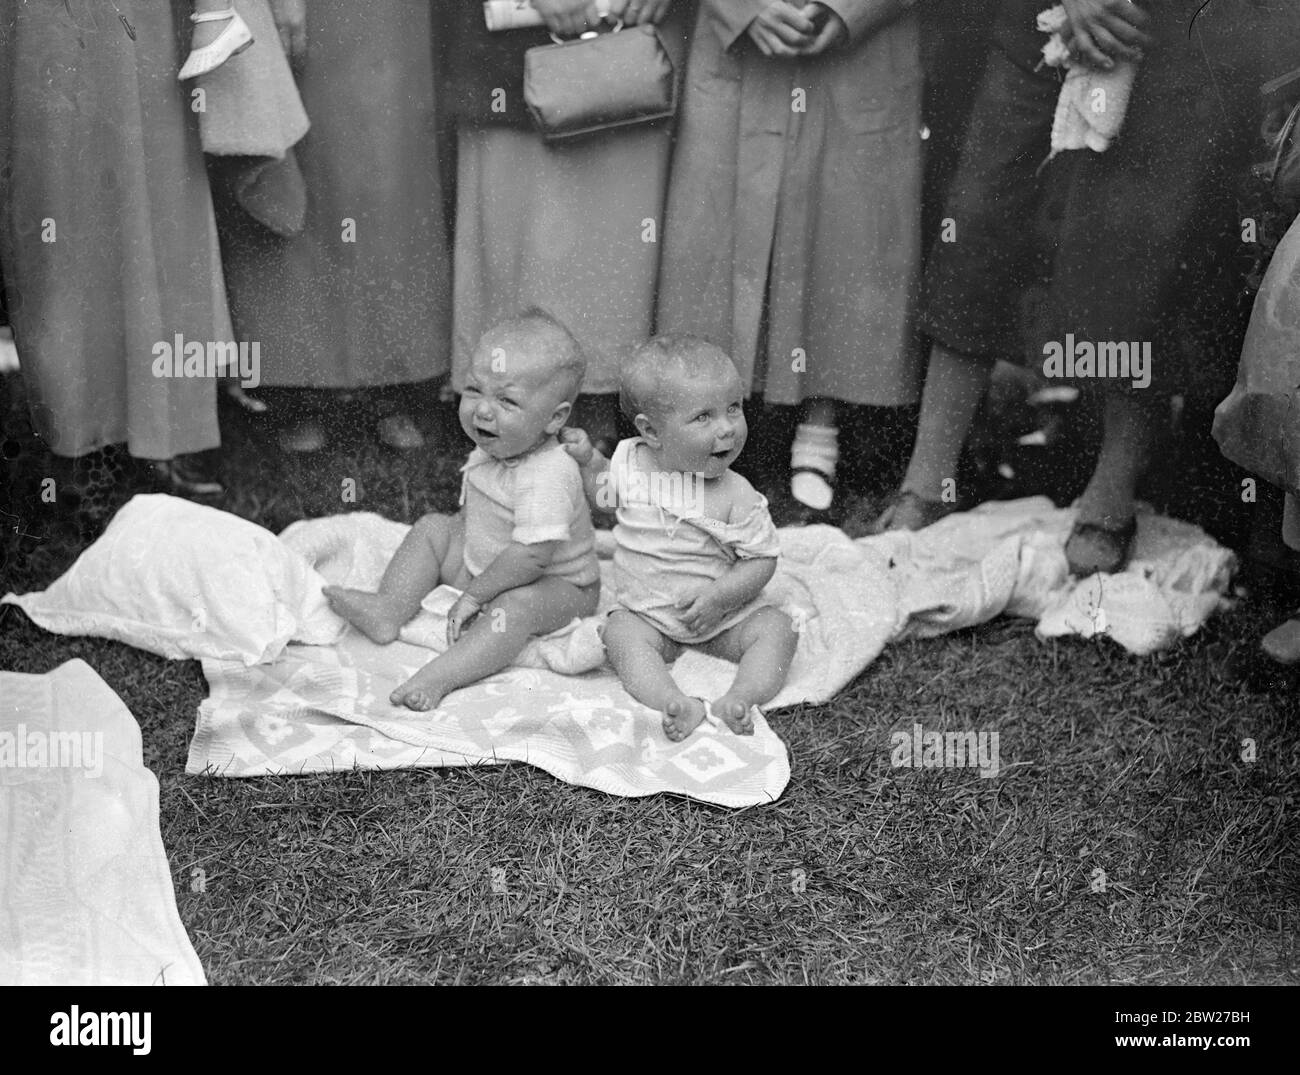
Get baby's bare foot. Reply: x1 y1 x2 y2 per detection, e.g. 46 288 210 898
389 666 449 712
712 695 755 736
663 697 707 742
324 586 405 644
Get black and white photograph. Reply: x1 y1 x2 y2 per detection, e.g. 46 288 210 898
0 0 1297 1039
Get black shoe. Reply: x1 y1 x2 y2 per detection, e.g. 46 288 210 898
143 453 224 500
1064 515 1137 577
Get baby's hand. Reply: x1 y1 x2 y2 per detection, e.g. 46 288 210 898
675 583 734 636
446 592 483 645
560 426 596 468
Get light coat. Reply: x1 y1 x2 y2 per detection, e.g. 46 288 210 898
658 0 924 405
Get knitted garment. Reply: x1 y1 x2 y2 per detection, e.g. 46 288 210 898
1037 5 1140 158
459 439 600 586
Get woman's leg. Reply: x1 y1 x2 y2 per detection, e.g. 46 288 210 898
870 341 993 531
790 397 839 511
1065 390 1160 574
1075 392 1157 525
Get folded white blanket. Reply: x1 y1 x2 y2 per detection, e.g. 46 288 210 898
0 660 205 985
193 515 898 807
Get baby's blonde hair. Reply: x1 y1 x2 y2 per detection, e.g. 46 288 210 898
619 334 738 423
482 306 587 404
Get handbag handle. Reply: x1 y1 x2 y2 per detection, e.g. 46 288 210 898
547 17 623 46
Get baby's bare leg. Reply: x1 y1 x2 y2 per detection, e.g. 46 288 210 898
325 513 459 644
391 577 598 711
701 607 798 735
602 611 706 742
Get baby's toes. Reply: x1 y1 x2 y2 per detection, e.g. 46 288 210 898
717 699 754 736
663 700 692 741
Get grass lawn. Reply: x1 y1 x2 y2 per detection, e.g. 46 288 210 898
1 375 1297 985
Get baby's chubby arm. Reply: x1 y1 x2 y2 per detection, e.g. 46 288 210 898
560 427 616 514
676 480 781 634
675 556 776 636
447 540 561 642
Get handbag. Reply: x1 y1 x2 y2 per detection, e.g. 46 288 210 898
523 21 676 143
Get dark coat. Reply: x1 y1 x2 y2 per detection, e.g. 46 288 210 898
443 1 555 129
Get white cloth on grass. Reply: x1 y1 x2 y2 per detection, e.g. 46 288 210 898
0 660 205 985
1 494 341 665
4 497 1233 806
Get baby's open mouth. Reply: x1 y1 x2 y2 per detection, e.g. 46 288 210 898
475 427 498 439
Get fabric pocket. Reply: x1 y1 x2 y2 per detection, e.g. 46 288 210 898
825 15 920 134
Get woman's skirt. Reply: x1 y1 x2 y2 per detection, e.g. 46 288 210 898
214 0 451 390
0 0 230 458
451 124 672 395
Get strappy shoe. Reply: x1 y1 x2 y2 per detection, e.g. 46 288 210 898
859 488 954 537
1064 515 1137 577
178 8 254 81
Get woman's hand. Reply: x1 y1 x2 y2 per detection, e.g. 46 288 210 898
620 0 673 25
1060 0 1153 69
797 2 847 56
747 1 817 58
268 0 306 65
534 0 596 36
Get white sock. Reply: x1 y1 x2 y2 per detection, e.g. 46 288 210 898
790 423 838 511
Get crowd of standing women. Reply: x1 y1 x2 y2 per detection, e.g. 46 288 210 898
2 0 1300 656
